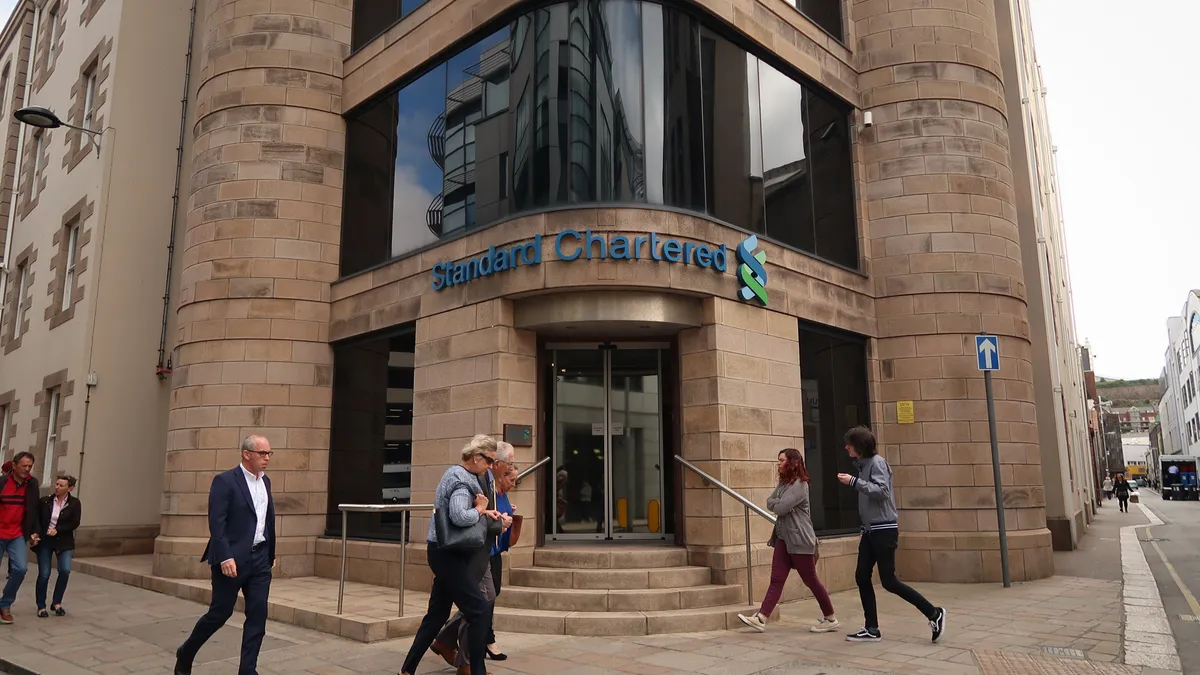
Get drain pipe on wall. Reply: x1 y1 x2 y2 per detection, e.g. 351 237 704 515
0 1 41 329
155 0 197 379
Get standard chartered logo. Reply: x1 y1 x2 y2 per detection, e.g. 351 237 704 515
736 235 767 305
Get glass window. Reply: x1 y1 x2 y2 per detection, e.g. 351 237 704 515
0 404 9 456
701 28 765 236
799 322 869 535
786 0 843 41
340 0 858 276
340 95 397 276
83 71 97 129
43 389 60 486
327 326 416 539
759 60 814 252
10 262 26 340
62 224 79 311
393 65 446 253
351 0 430 52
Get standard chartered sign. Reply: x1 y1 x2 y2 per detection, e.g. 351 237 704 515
430 228 766 305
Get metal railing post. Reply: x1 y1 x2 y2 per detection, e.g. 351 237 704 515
338 509 348 615
673 455 776 608
744 506 753 606
398 510 407 617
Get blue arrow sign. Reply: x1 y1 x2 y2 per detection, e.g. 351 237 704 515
976 335 1000 371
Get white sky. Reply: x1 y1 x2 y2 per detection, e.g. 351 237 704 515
1029 0 1200 379
0 0 1186 379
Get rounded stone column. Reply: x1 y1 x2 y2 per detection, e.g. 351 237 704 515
855 0 1053 581
154 0 350 578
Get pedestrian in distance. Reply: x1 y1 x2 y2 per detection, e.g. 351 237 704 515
1102 476 1113 501
738 448 838 634
0 451 40 625
34 474 81 617
837 426 947 643
1113 474 1131 513
174 435 276 675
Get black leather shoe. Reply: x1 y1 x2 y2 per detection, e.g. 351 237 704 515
174 648 192 675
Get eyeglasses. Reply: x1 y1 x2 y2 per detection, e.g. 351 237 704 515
478 454 495 465
250 451 274 458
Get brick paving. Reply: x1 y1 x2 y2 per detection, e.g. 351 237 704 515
0 559 1168 675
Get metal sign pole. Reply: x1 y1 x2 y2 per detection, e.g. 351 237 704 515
984 369 1011 588
977 333 1010 588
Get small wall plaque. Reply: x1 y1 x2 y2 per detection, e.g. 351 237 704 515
897 400 915 425
504 424 533 447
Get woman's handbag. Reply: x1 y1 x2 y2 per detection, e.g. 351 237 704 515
434 481 488 551
486 512 504 538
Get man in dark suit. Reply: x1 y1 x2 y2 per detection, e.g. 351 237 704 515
175 435 276 675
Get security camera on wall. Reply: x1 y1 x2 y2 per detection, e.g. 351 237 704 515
862 111 873 128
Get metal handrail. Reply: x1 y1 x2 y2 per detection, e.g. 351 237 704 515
673 455 776 606
517 456 550 482
336 503 433 616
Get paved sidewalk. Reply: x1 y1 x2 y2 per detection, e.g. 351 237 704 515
0 562 1143 675
0 505 1176 675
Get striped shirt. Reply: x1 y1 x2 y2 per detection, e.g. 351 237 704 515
426 465 483 544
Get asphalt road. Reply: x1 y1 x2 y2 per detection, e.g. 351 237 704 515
1137 488 1200 674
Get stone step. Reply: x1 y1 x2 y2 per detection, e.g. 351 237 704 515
497 583 744 612
509 565 711 590
532 546 689 569
493 603 761 636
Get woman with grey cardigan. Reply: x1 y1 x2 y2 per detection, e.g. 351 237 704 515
738 448 838 633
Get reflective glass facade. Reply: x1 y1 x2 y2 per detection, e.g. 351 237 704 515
798 321 870 535
327 326 416 540
340 0 858 277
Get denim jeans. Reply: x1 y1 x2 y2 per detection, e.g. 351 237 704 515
35 546 72 610
0 537 29 610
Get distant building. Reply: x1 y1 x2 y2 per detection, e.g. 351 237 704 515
1116 405 1157 433
1122 432 1149 480
1150 423 1163 486
1163 291 1200 456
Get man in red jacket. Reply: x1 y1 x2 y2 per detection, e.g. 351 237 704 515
0 451 40 624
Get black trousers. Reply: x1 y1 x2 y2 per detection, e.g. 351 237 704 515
855 529 935 630
486 553 502 644
1117 495 1129 511
402 544 490 675
178 545 272 675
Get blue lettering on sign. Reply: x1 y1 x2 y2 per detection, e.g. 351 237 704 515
433 229 729 291
431 234 543 290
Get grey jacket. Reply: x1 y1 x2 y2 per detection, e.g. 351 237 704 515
767 480 817 555
851 454 899 532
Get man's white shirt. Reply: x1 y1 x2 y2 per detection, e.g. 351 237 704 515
241 465 269 547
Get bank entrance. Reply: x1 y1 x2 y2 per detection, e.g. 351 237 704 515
544 343 674 541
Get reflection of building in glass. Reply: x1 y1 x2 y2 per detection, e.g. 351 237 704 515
383 332 415 512
427 39 514 237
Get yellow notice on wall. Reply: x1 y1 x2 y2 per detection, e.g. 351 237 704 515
897 400 915 425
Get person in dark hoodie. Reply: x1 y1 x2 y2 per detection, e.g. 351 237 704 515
837 426 946 644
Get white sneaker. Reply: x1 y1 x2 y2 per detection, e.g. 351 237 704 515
737 612 767 632
810 617 841 633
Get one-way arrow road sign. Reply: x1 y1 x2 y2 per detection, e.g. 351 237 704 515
976 335 999 371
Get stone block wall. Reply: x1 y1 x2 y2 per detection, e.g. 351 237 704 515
854 0 1053 580
154 0 351 579
409 299 538 551
679 297 807 592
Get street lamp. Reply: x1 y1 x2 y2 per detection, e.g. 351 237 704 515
14 105 103 154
